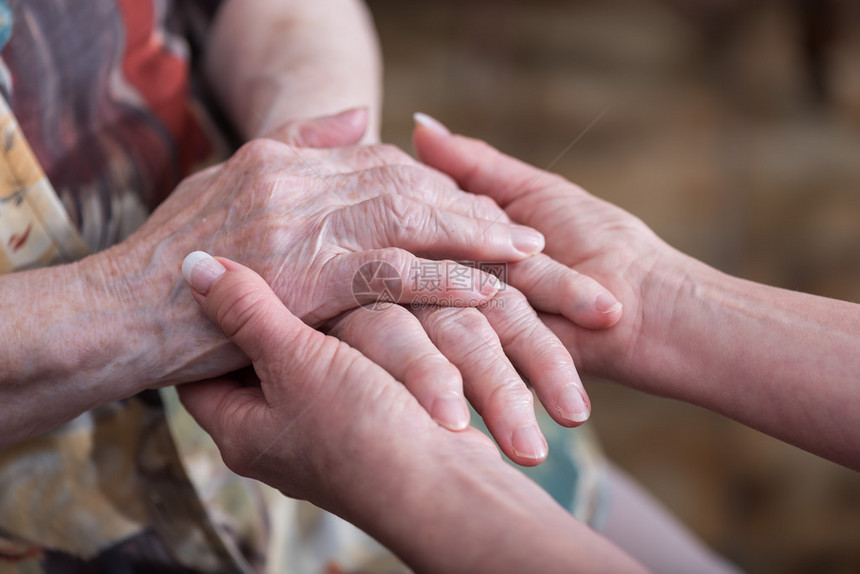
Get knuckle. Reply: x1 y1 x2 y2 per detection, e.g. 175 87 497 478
403 352 458 387
379 192 412 218
483 379 534 416
376 164 421 192
448 307 490 332
323 309 359 339
376 164 441 195
560 270 595 295
417 306 460 331
487 294 540 344
424 308 491 350
215 284 273 341
368 143 414 166
371 247 414 284
230 138 283 166
474 194 507 220
378 194 432 237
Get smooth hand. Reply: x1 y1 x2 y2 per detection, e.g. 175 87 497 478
413 116 685 389
414 119 860 471
178 255 647 574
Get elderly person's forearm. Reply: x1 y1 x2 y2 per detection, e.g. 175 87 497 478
0 256 200 445
0 113 564 451
206 0 382 140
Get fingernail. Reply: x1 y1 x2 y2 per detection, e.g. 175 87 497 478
182 251 226 294
511 424 548 461
557 384 590 423
413 112 451 136
595 293 623 314
480 272 502 296
432 393 470 431
511 227 545 255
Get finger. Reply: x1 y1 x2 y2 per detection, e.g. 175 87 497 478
414 306 548 466
413 113 563 208
478 286 592 429
177 377 266 447
331 193 544 260
182 251 354 399
182 251 313 368
327 306 470 431
264 107 369 148
304 249 503 325
507 255 622 329
539 312 585 363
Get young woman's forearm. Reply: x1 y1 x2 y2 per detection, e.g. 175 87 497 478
635 255 860 469
331 432 647 574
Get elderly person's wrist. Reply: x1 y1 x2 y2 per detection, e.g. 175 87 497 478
79 243 243 390
0 251 172 444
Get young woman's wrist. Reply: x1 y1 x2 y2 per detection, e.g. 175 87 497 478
323 425 644 573
614 249 733 401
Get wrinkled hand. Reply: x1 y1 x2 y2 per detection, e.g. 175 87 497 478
177 254 498 507
102 109 600 464
414 117 679 388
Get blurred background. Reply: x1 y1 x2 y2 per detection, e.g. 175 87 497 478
365 1 860 573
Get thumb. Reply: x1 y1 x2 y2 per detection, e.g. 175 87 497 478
180 251 311 367
264 107 369 148
177 376 266 453
412 112 556 208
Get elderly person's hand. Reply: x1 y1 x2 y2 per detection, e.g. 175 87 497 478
3 110 611 465
177 253 646 574
148 113 601 464
413 117 860 471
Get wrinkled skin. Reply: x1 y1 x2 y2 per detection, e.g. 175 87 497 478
94 111 614 464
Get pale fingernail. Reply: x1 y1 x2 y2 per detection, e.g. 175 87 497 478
595 292 623 315
182 251 226 294
480 272 502 296
511 424 548 461
432 393 470 431
413 112 451 136
511 227 545 255
557 384 591 423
